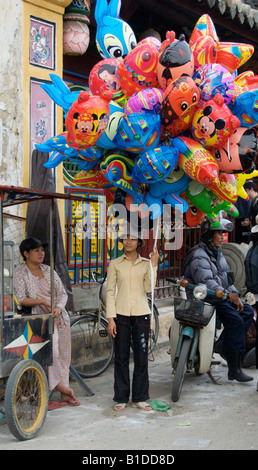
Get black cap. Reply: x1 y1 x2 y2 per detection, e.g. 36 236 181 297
19 237 48 256
243 180 256 191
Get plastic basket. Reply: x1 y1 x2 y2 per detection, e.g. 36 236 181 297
174 298 215 326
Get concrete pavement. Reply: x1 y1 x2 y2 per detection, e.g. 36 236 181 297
1 344 258 451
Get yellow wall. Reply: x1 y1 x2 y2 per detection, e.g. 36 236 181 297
22 0 71 229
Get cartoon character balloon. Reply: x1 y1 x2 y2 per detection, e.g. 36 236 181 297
160 76 200 136
97 100 125 150
157 31 194 90
116 37 161 97
193 63 234 106
89 58 128 107
210 127 258 173
94 0 137 60
191 93 240 148
124 87 164 115
89 59 121 95
65 91 110 149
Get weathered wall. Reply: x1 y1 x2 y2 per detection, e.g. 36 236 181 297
0 0 23 188
0 0 24 265
0 0 69 266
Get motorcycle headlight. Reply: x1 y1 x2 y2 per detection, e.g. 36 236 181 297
193 284 207 300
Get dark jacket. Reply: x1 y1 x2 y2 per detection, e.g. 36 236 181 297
244 239 258 294
250 195 258 227
182 241 239 295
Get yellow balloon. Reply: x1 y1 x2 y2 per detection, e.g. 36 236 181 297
235 170 258 199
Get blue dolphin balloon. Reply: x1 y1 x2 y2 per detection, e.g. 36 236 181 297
145 166 190 219
40 74 80 116
36 134 102 170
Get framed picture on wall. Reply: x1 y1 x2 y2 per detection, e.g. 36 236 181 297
29 16 56 70
30 78 56 181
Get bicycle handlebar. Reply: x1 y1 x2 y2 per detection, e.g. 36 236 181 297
91 271 107 284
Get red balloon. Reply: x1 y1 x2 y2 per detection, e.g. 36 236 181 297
89 58 122 99
116 37 160 97
65 91 110 150
191 93 240 148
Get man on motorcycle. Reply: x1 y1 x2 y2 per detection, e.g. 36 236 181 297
182 219 254 382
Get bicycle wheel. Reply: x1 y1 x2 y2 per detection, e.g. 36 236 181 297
5 359 48 440
171 336 191 403
70 313 114 378
148 299 159 354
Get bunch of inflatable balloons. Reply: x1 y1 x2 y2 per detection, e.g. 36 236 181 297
37 0 258 228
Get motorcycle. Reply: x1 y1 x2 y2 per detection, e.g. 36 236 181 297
167 278 227 402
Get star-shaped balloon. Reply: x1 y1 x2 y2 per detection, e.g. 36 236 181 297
189 14 254 73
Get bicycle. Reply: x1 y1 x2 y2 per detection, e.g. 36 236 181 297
70 273 113 378
70 271 160 378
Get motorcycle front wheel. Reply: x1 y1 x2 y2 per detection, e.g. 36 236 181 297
171 336 192 402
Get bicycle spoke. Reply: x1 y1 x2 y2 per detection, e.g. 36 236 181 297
71 314 114 378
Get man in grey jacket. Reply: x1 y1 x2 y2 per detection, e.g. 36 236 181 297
183 219 253 382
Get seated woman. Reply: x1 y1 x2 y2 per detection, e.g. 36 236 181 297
14 237 80 408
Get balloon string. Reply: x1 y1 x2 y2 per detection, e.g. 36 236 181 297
153 217 159 251
150 218 160 338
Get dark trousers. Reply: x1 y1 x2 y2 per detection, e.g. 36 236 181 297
210 300 254 353
234 218 250 244
255 302 258 369
114 314 150 403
